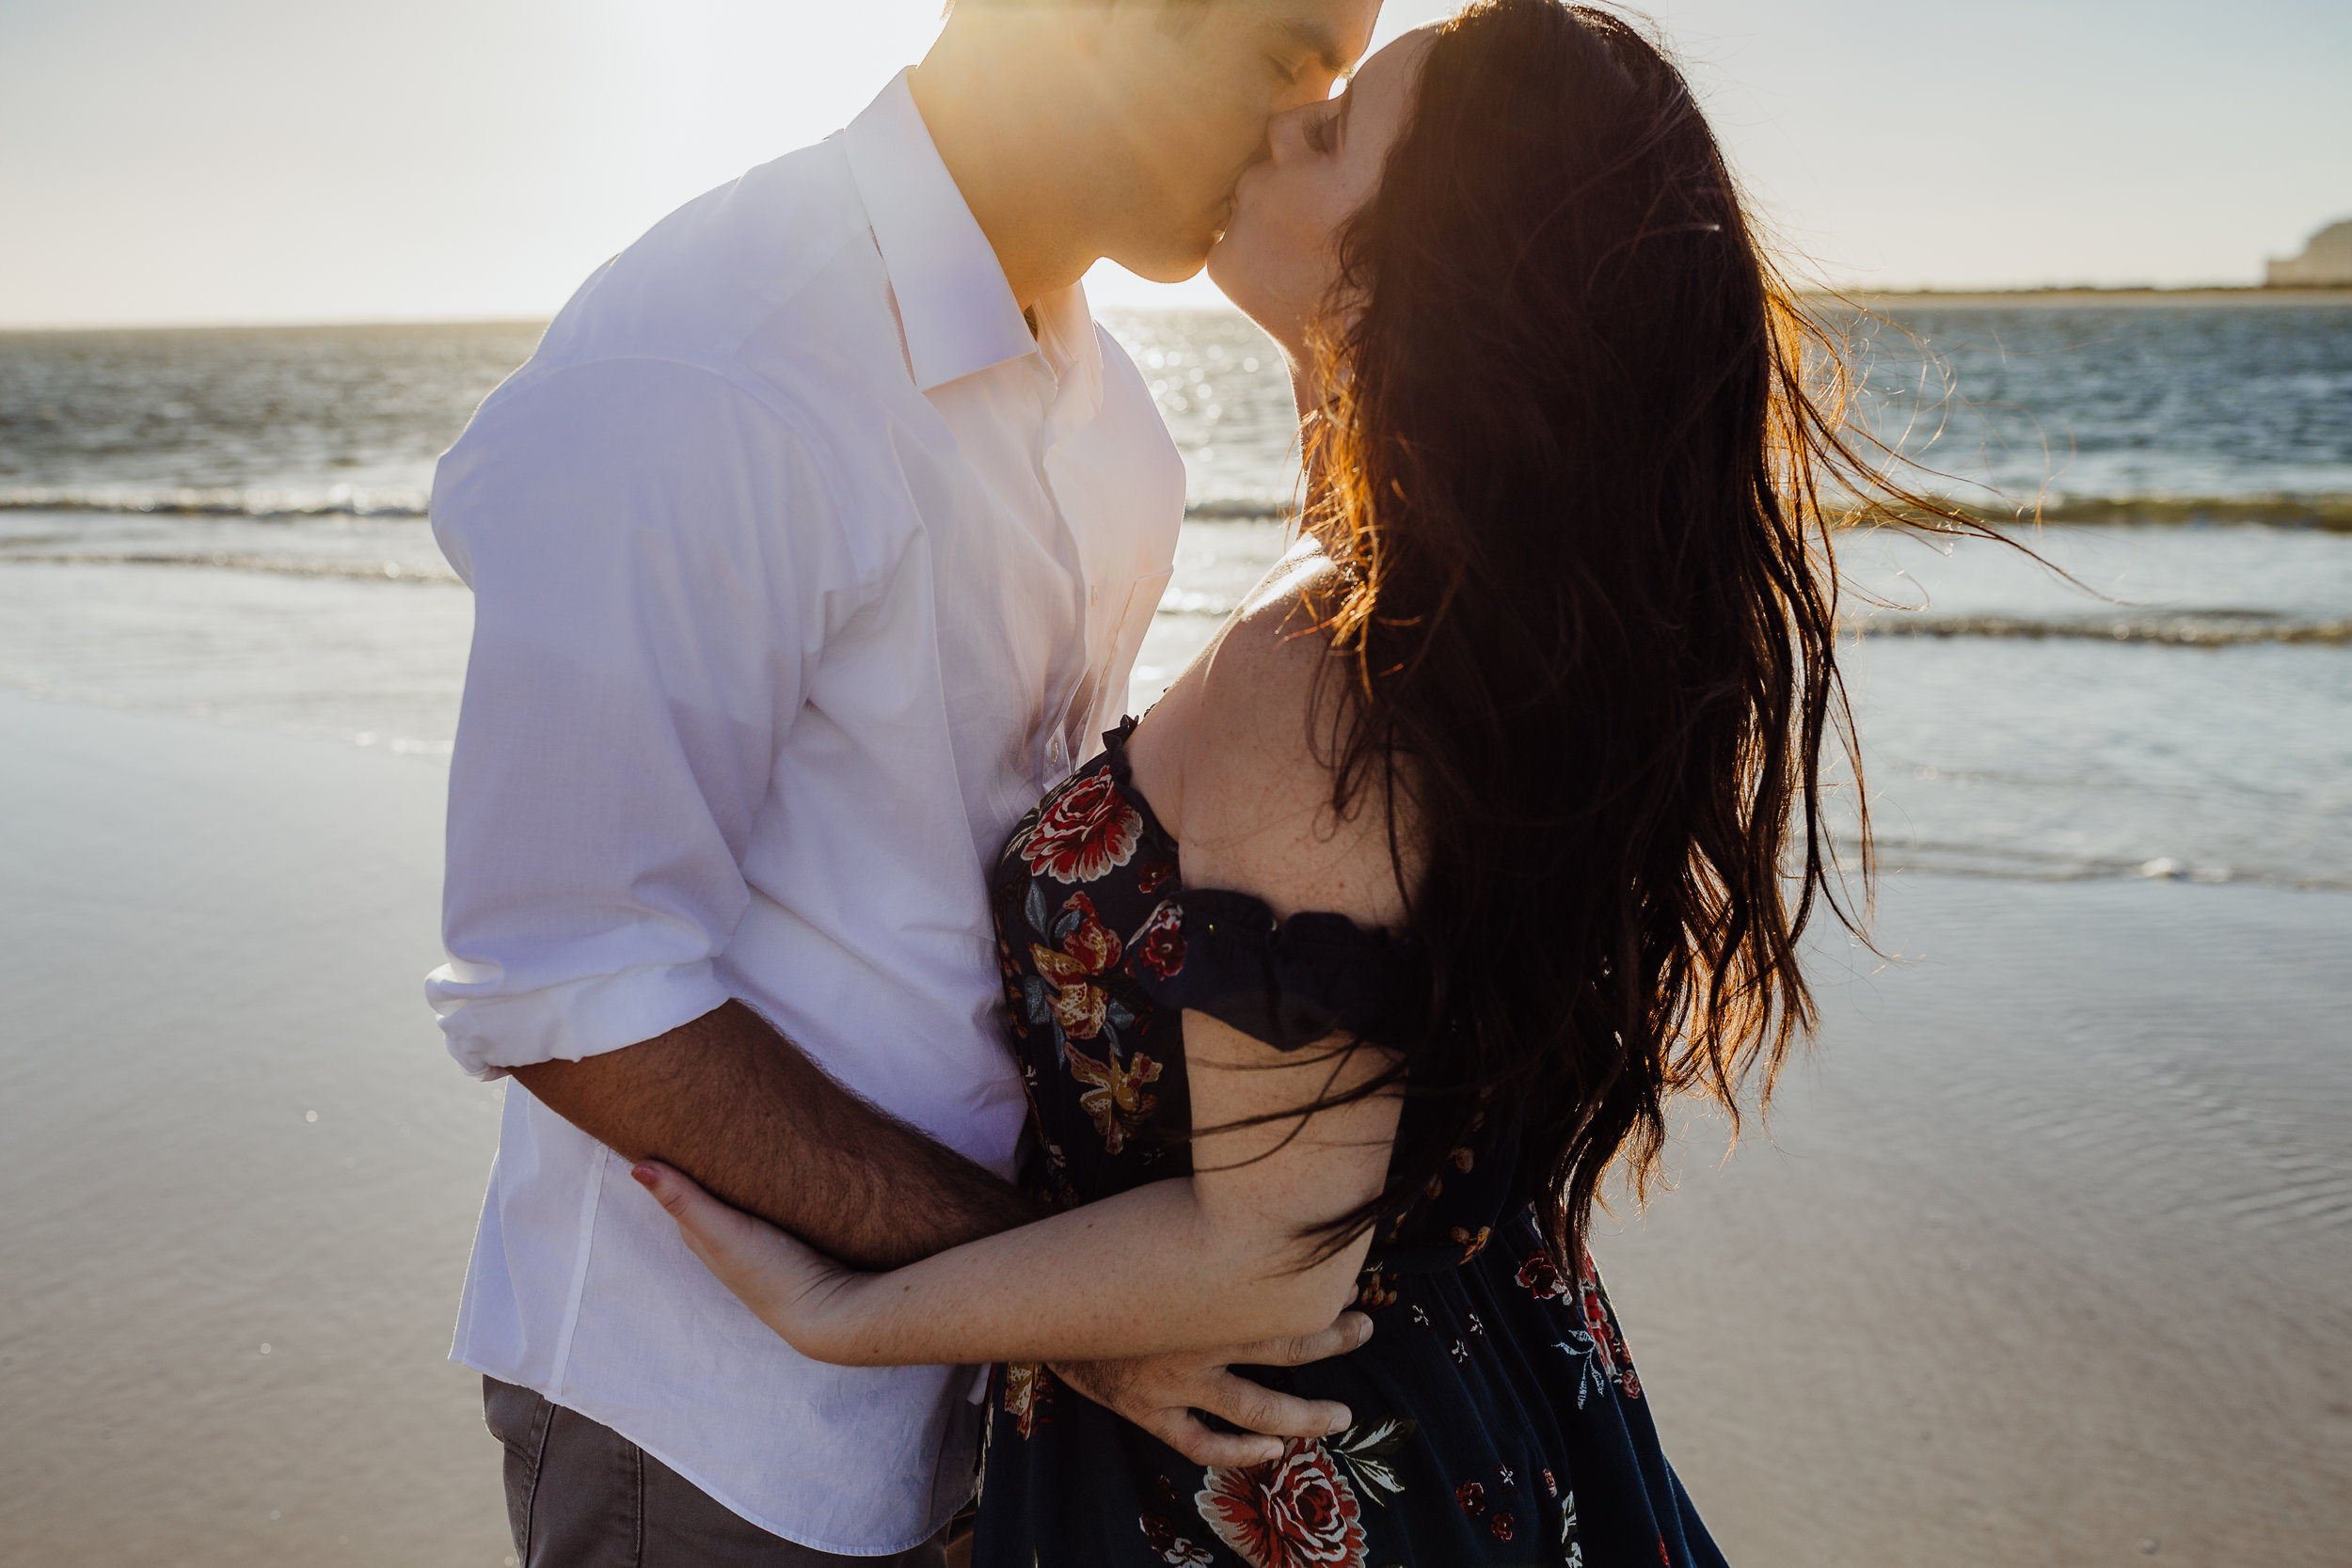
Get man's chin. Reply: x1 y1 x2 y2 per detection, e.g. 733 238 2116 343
1118 249 1215 287
1106 216 1226 287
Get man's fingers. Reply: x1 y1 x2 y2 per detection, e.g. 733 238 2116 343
1143 1407 1286 1469
1236 1311 1375 1369
1195 1369 1351 1441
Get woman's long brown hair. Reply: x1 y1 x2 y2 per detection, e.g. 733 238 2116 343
1291 0 1997 1268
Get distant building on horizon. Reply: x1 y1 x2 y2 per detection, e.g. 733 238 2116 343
2266 219 2352 286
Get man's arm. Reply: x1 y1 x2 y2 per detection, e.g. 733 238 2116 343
521 1000 1364 1464
512 1000 1038 1272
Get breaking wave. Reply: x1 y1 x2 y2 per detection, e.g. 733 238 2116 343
0 486 431 519
0 549 457 582
1861 610 2352 646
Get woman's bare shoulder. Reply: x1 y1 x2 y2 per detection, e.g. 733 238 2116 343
1158 557 1419 930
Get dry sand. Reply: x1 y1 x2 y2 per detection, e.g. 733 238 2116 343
2 689 2346 1565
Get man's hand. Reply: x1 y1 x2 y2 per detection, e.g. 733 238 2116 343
1053 1311 1375 1466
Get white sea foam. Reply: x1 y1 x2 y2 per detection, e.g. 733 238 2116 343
3 306 2349 891
0 484 432 518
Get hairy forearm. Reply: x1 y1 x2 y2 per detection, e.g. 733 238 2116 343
796 1177 1369 1366
512 1000 1042 1270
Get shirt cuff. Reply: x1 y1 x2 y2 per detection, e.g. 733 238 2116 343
428 958 736 1080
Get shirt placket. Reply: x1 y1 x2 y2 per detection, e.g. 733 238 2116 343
1033 341 1104 784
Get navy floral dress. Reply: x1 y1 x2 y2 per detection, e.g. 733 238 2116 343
971 721 1728 1568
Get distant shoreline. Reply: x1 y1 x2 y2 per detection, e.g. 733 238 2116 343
1829 285 2352 309
6 286 2352 336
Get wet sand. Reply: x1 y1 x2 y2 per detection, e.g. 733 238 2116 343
1599 876 2352 1566
2 688 2347 1564
0 692 509 1563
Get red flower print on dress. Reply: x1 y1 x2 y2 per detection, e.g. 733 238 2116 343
1019 766 1142 883
1516 1246 1571 1304
1130 898 1186 980
1003 1361 1052 1439
1454 1480 1486 1517
1030 949 1107 1038
1138 1513 1214 1567
1558 1251 1645 1401
1030 893 1124 1040
1579 1284 1618 1380
1489 1511 1515 1542
1195 1439 1369 1568
1065 1043 1163 1155
1136 856 1177 895
1061 892 1123 972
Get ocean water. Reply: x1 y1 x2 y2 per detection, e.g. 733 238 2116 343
1843 302 2352 510
2 302 2349 890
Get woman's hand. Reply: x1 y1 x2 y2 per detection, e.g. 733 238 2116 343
631 1161 866 1361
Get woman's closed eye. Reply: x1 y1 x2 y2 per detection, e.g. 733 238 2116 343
1305 103 1343 156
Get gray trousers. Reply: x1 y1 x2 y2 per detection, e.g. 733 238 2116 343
484 1378 963 1567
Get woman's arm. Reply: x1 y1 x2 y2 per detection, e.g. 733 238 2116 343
635 1011 1398 1366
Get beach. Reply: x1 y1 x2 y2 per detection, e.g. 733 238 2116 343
0 693 507 1562
3 299 2349 1561
4 687 2345 1565
1603 874 2352 1566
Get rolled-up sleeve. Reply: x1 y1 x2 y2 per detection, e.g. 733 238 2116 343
425 357 861 1078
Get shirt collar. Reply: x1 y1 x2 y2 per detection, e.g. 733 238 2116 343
1034 277 1105 433
842 71 1038 393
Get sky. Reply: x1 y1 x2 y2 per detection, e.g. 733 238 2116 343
0 0 2345 327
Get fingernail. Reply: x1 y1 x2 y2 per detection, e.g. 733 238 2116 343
629 1164 658 1189
1327 1409 1352 1434
1354 1317 1375 1346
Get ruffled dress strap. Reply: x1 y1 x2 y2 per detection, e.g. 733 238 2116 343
1129 887 1429 1052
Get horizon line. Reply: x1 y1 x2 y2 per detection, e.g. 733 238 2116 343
6 282 2347 335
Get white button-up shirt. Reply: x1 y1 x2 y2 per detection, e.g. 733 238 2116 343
426 71 1184 1554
